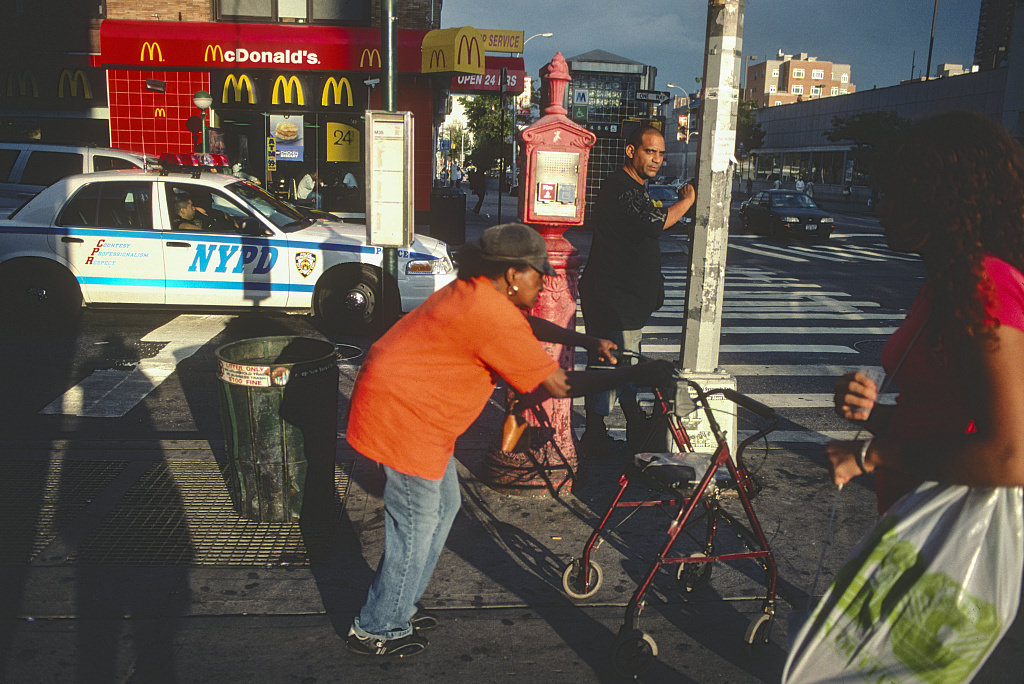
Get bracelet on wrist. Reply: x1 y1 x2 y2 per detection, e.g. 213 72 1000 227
856 437 872 474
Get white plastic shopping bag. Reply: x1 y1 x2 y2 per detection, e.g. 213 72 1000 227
783 483 1023 684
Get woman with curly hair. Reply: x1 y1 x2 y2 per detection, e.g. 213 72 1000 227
827 110 1024 511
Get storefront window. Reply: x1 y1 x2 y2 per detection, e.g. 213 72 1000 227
217 0 368 23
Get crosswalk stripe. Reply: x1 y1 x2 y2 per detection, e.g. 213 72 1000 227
730 244 808 262
744 393 896 408
643 343 858 354
639 326 897 335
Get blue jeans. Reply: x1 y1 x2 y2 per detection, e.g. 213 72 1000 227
583 328 643 419
352 457 461 640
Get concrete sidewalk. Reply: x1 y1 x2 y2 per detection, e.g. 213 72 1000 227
3 184 1019 682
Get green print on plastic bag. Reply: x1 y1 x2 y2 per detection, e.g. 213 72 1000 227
820 515 1001 681
889 572 1000 683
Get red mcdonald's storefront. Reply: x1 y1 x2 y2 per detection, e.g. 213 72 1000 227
95 19 523 215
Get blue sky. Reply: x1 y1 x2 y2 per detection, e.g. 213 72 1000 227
440 0 983 93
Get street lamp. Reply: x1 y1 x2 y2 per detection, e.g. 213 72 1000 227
192 90 213 154
740 55 758 98
524 31 553 46
666 82 692 178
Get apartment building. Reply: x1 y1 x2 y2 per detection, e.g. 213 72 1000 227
743 50 855 107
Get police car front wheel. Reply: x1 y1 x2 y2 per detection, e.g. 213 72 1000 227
314 265 393 337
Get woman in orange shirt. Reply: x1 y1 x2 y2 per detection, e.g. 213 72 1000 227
345 223 672 657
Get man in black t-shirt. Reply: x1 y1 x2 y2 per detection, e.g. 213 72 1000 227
578 126 696 455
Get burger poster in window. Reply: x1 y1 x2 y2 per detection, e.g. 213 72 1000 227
270 115 304 161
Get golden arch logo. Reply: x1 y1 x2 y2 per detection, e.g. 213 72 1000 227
223 74 256 104
204 44 224 62
360 48 381 69
5 71 38 97
140 41 164 63
429 49 446 70
58 69 92 99
272 75 304 106
322 77 353 107
456 35 482 70
154 108 166 117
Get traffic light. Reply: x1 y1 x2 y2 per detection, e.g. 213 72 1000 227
677 114 689 142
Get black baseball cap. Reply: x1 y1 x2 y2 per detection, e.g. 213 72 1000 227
478 223 556 276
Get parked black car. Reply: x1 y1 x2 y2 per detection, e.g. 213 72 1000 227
739 190 834 240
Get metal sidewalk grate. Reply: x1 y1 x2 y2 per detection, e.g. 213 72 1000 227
0 460 128 565
70 457 352 566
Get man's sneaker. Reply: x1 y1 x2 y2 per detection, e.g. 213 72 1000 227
411 606 439 632
346 628 428 657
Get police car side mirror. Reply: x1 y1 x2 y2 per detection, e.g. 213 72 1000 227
240 218 265 236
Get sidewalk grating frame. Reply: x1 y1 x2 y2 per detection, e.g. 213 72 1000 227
70 457 352 566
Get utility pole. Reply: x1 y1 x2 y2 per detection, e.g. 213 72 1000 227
380 0 399 327
679 0 745 453
925 0 939 80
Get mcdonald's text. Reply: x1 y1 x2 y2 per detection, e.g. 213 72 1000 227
215 48 319 66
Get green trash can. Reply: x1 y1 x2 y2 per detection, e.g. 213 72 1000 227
215 336 339 522
429 190 466 244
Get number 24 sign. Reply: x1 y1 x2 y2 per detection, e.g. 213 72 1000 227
326 122 360 162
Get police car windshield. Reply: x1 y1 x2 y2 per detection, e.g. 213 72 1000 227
228 181 310 231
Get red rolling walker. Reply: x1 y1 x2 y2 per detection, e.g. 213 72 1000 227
562 354 780 677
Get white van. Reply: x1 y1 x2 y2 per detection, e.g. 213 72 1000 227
0 143 159 211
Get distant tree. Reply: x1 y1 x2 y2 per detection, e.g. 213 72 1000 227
460 95 517 172
736 99 765 154
825 111 910 187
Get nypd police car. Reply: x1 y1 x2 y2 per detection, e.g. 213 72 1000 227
0 170 456 334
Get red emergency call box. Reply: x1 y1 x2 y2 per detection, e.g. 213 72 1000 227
517 53 596 227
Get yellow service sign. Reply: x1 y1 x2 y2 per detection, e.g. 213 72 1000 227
326 122 360 162
477 30 524 53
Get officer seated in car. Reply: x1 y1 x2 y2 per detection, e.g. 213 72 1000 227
171 196 211 232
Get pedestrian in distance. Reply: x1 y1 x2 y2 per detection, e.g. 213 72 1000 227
829 109 1024 509
344 223 674 657
469 165 487 215
577 125 696 456
795 177 805 193
805 179 814 198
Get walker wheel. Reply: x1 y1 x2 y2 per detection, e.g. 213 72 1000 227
561 559 603 599
613 630 658 677
676 551 712 593
744 612 773 647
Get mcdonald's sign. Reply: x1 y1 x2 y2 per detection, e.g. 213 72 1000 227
58 69 92 99
456 35 482 72
154 108 166 117
271 75 304 106
204 44 225 63
421 27 484 75
4 71 38 98
223 74 256 104
139 41 164 63
360 48 381 69
321 77 353 107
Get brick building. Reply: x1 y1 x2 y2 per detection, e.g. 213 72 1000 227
743 50 855 108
